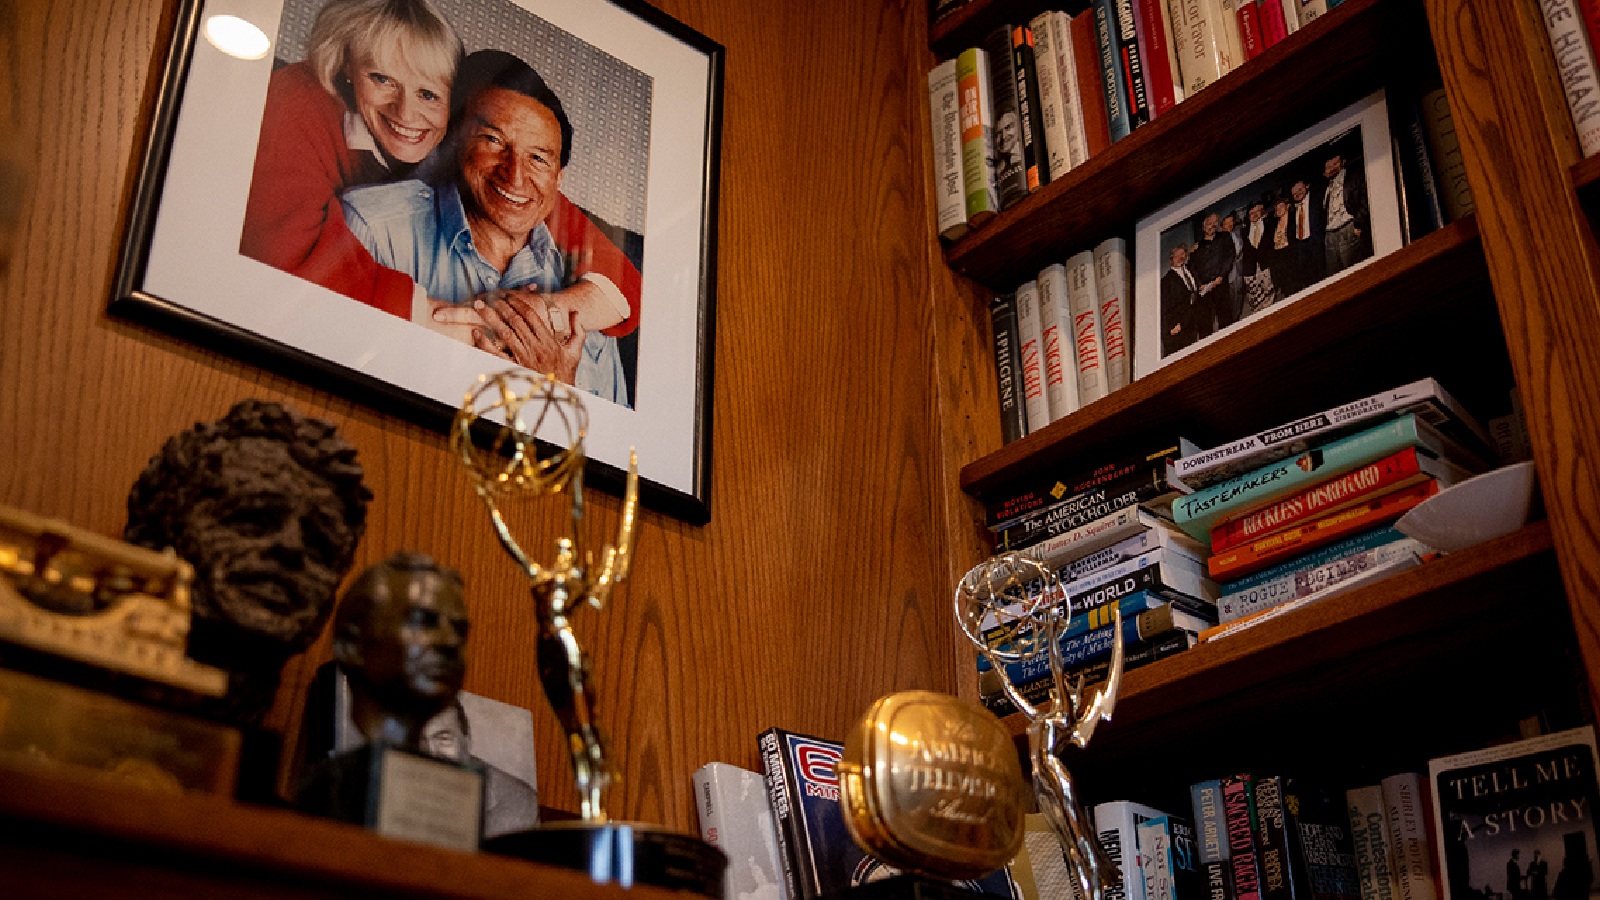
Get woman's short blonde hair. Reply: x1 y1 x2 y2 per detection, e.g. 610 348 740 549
306 0 462 100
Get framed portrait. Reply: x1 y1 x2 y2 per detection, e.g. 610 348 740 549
113 0 723 523
1133 91 1401 380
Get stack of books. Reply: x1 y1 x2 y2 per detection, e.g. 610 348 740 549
927 1 1350 238
1165 379 1495 636
975 439 1218 715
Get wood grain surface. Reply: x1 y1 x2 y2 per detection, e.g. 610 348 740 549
0 0 959 832
1424 0 1600 724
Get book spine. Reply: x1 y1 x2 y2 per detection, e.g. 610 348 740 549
1279 0 1300 35
1193 779 1238 900
1095 0 1133 140
995 469 1175 550
1173 416 1427 541
1282 779 1360 900
1097 802 1172 900
1541 0 1600 156
990 292 1027 444
1072 10 1115 156
928 60 968 241
1172 0 1225 97
956 48 1000 226
1031 12 1074 181
1210 448 1426 554
1141 817 1178 900
1049 11 1091 167
1012 25 1050 192
1093 237 1132 391
1134 0 1177 115
1039 263 1081 423
1065 561 1217 632
1417 87 1474 222
1210 0 1243 73
1056 522 1203 580
1020 505 1152 567
984 25 1030 207
1236 0 1265 59
984 629 1195 715
1257 0 1289 46
986 438 1187 526
693 763 790 900
1114 0 1153 128
1224 775 1265 900
985 597 1206 682
1206 478 1436 582
1015 280 1052 436
1379 773 1437 900
1297 0 1328 26
1066 250 1109 404
1253 775 1295 900
759 729 803 900
1396 96 1446 239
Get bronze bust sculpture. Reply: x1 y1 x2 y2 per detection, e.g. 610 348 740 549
125 399 371 719
332 551 469 751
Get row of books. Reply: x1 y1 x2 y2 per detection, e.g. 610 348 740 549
1541 0 1600 159
992 238 1132 441
1085 726 1600 900
969 378 1520 707
928 0 1349 238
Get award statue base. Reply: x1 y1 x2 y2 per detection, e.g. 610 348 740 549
483 820 727 898
296 742 485 852
829 875 1007 900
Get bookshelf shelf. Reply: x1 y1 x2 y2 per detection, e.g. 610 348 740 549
999 521 1566 778
0 763 679 899
941 0 1421 291
959 215 1503 500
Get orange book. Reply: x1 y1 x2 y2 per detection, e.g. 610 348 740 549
1206 478 1439 581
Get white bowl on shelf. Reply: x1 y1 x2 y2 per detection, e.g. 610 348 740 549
1394 460 1539 553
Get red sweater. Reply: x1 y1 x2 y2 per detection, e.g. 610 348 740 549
239 63 640 335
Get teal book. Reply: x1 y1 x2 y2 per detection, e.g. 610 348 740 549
1173 415 1439 544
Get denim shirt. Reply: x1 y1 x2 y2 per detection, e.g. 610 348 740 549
343 179 629 408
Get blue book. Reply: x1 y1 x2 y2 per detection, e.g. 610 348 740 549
978 591 1210 683
1219 526 1409 596
1093 0 1132 141
1173 415 1440 543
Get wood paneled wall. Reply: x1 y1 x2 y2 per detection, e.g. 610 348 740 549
0 0 992 831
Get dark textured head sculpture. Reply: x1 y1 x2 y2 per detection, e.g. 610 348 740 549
333 551 468 749
126 400 371 716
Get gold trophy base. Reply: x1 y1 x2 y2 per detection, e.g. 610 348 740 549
483 820 726 898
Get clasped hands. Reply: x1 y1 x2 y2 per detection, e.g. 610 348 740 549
429 286 584 384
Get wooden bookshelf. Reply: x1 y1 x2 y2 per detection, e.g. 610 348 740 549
959 216 1504 499
941 0 1424 290
0 764 686 899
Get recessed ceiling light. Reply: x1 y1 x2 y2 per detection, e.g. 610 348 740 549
203 15 271 61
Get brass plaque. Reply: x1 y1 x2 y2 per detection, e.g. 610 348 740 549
839 690 1026 880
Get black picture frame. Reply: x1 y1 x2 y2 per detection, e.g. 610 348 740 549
113 0 723 524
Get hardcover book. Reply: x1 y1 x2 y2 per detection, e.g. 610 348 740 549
1223 774 1265 900
1097 800 1173 900
1536 0 1600 156
985 438 1195 528
956 47 1000 226
995 475 1180 551
1039 263 1082 424
981 629 1197 715
928 59 968 242
1071 9 1115 155
1379 773 1437 900
1217 531 1428 623
1015 280 1051 436
1281 777 1361 900
984 24 1031 207
1066 249 1109 404
1012 25 1050 192
1345 785 1400 900
694 762 790 900
1031 11 1076 180
1093 0 1132 140
1094 237 1133 391
990 292 1028 444
1192 779 1238 900
1418 86 1474 222
1428 727 1600 900
1141 815 1207 900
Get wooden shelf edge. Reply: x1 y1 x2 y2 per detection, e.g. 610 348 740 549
942 0 1404 287
0 764 675 899
959 214 1484 496
999 519 1557 740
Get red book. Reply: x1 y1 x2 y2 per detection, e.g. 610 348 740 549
1070 10 1113 157
1136 0 1177 115
1236 1 1266 59
1207 478 1440 581
1210 446 1443 553
1257 0 1289 47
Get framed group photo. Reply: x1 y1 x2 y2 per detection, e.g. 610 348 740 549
114 0 723 523
1132 91 1402 381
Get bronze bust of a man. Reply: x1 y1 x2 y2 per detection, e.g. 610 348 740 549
333 551 469 750
125 400 371 718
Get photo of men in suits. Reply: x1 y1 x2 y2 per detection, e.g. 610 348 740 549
1153 127 1375 362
